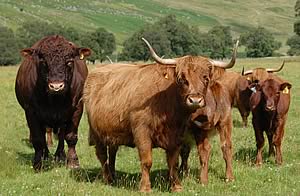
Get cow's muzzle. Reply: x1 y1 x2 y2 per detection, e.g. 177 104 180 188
186 95 205 109
265 105 275 112
48 82 65 92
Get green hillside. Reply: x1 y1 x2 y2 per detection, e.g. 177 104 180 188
0 0 296 53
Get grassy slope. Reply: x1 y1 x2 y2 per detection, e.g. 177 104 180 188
0 0 296 53
0 57 299 195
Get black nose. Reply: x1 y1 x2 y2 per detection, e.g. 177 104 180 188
48 82 65 92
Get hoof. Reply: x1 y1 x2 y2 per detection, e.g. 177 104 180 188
225 177 234 183
55 151 66 163
171 184 183 192
33 161 42 171
67 157 80 169
140 187 152 193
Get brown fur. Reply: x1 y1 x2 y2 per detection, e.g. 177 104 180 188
83 56 220 192
180 80 234 184
249 78 291 166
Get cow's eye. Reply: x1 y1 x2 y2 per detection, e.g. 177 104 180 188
203 75 209 84
39 59 47 67
67 61 74 67
177 74 188 86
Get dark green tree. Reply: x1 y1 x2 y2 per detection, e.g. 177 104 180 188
15 21 84 49
287 0 300 55
286 35 300 55
120 15 202 61
0 26 20 65
155 15 200 56
240 27 281 57
206 25 233 59
16 21 65 48
80 27 116 63
120 27 171 61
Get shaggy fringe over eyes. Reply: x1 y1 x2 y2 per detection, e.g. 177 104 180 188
175 56 212 81
34 36 76 61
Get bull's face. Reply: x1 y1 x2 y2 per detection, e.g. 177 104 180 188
176 61 211 111
249 79 291 112
21 38 91 94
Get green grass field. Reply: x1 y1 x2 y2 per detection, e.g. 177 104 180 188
0 57 299 195
0 0 296 53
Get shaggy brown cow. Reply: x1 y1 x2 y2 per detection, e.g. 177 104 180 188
83 38 238 192
15 35 91 170
179 75 234 184
219 71 252 127
249 78 291 165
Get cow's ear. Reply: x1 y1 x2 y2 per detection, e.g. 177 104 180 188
280 82 292 91
250 90 261 110
20 48 34 57
248 82 260 93
78 48 91 60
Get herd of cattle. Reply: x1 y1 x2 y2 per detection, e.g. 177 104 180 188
14 35 291 192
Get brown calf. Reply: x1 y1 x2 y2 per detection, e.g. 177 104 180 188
249 78 291 165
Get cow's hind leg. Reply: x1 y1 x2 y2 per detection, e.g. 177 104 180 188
108 145 118 180
167 148 182 192
95 142 113 184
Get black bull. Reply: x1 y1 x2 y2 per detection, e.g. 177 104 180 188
15 35 91 170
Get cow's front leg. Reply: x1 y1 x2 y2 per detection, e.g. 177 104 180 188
167 147 182 192
253 119 264 166
65 131 79 169
54 128 66 163
267 132 275 157
179 143 191 175
133 124 152 193
273 119 286 165
65 102 84 169
218 122 234 182
195 132 211 184
25 110 47 171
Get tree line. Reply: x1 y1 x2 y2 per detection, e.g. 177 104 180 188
0 13 295 66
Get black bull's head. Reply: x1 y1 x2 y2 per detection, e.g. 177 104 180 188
21 36 91 94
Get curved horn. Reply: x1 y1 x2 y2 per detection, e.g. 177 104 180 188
266 61 285 73
106 55 113 64
142 37 176 65
241 66 245 75
243 69 254 75
209 39 239 69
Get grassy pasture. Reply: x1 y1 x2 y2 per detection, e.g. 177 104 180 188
0 57 299 195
